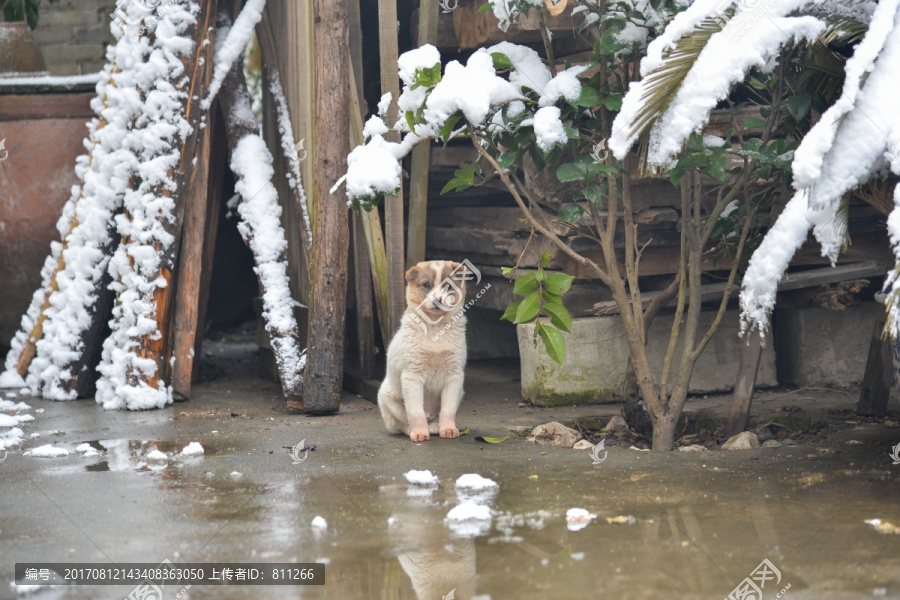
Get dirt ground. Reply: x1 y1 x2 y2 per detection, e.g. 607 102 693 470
2 338 899 600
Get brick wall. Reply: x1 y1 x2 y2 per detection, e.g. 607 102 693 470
32 0 118 76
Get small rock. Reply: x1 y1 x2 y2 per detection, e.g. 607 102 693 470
527 422 582 448
573 440 594 450
762 440 782 448
677 444 706 452
781 438 797 446
605 416 628 433
628 445 650 452
755 426 776 442
721 431 759 450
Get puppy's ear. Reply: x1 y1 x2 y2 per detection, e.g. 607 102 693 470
405 266 419 282
450 261 468 282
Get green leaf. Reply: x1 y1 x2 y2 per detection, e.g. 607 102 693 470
578 87 602 107
742 117 767 130
537 323 566 365
544 272 575 295
405 111 417 133
786 94 812 121
513 272 539 295
476 2 494 13
491 52 513 70
438 112 463 144
459 428 472 436
475 435 509 443
540 250 551 268
500 301 521 322
516 291 542 322
497 152 517 171
543 303 573 333
558 204 584 224
542 290 563 306
501 266 515 275
748 78 766 90
595 31 626 55
602 94 623 111
556 162 586 182
587 163 621 178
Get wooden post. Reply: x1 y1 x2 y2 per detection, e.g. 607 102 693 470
302 0 351 414
725 329 764 438
348 0 375 379
858 306 892 417
378 0 406 342
406 0 438 268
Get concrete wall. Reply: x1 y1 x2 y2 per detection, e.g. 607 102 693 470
518 308 778 406
774 302 880 388
32 0 117 75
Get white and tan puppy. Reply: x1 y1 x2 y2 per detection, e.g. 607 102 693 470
378 260 471 442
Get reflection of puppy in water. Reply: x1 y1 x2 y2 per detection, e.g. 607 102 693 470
381 483 476 600
378 260 469 442
398 541 475 600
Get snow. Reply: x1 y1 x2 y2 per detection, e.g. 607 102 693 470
405 469 439 485
204 0 266 110
343 136 405 200
565 507 596 531
24 444 69 458
611 0 825 165
487 42 550 97
363 115 389 138
455 473 499 490
398 44 441 86
267 71 313 250
145 449 168 460
0 399 30 412
445 502 493 537
76 443 101 458
0 72 103 89
0 371 25 389
739 192 811 336
533 106 567 151
311 516 328 529
538 65 589 107
446 502 492 521
180 441 204 456
0 414 34 427
0 427 25 451
491 0 543 32
230 135 305 392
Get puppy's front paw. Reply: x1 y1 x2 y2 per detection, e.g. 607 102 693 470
440 427 460 439
410 430 431 442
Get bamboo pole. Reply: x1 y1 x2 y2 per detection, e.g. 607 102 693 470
406 0 439 268
377 0 405 342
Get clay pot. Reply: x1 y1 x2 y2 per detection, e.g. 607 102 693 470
0 22 48 77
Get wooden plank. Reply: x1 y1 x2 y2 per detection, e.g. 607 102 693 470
725 329 764 438
171 88 214 401
0 93 93 120
378 0 405 342
348 0 376 380
591 262 886 315
406 0 439 268
857 304 892 417
426 226 561 267
191 106 227 383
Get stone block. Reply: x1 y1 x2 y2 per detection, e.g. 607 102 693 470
518 308 777 406
773 302 880 387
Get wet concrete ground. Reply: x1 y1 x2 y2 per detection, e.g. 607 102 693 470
2 340 900 600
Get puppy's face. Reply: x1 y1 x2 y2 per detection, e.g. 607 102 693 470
405 260 468 317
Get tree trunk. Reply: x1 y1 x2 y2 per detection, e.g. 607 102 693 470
302 0 351 414
651 414 678 451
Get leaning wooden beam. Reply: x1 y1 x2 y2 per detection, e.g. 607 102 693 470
255 11 312 265
219 59 306 405
93 0 217 409
2 62 124 400
304 0 352 414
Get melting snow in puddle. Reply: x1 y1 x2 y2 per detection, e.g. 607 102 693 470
405 469 439 485
455 473 499 504
23 444 69 458
565 508 596 532
179 441 205 456
311 516 328 529
446 502 493 538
